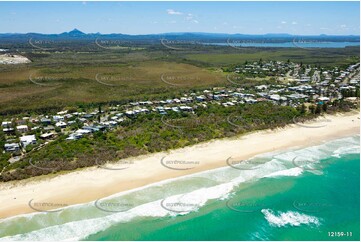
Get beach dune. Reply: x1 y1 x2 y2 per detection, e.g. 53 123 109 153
0 112 359 219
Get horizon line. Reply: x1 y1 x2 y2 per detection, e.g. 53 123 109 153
0 30 360 37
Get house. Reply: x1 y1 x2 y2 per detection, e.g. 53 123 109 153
180 97 188 103
40 133 55 139
64 114 73 119
256 85 268 90
350 79 359 85
82 126 99 133
269 94 281 101
57 110 68 115
299 78 310 83
55 121 67 128
20 135 36 148
41 118 52 125
287 93 308 100
125 110 136 117
196 95 206 102
4 143 20 153
244 98 257 104
172 107 180 112
1 121 12 128
317 97 330 103
95 125 106 131
53 115 64 122
213 94 222 100
3 128 15 134
16 125 28 133
179 106 193 112
82 114 93 119
140 108 150 114
66 133 83 140
43 125 55 131
75 129 92 135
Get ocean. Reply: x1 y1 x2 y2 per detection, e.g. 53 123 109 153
0 135 359 241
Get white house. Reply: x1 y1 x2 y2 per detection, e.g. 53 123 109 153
269 94 281 101
16 125 28 133
20 135 36 148
55 121 67 128
4 143 20 152
53 115 64 122
40 133 55 139
1 121 12 128
75 129 92 135
318 97 330 102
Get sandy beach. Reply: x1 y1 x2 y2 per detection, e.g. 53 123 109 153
0 112 359 219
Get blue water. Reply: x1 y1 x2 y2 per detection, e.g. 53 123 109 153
0 136 359 241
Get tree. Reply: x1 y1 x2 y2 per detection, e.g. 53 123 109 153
322 103 328 112
299 103 306 114
309 105 315 114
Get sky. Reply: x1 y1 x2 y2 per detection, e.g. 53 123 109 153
0 1 359 35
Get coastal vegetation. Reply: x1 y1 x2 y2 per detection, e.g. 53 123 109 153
0 39 359 182
0 99 357 182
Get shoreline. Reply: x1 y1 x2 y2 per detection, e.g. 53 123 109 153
0 111 359 219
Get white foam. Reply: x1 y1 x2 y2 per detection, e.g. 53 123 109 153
0 180 240 241
261 209 320 227
1 135 358 240
264 167 303 178
333 145 360 157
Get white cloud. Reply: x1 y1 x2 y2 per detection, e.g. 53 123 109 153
340 24 347 28
167 9 183 15
291 21 297 25
281 21 287 24
185 13 198 24
185 13 193 20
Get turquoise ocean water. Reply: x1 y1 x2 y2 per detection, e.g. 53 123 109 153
0 135 359 241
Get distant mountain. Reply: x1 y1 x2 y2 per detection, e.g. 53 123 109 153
60 28 86 37
0 29 359 43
